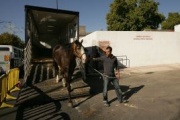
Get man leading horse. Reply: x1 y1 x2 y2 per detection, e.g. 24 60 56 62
92 46 123 107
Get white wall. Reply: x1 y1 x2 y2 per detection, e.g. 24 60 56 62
81 31 180 67
175 24 180 32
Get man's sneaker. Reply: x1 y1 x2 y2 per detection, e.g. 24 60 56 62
119 97 123 103
118 94 123 103
103 100 110 107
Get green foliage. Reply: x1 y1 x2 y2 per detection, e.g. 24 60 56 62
161 12 180 30
106 0 165 31
0 32 24 48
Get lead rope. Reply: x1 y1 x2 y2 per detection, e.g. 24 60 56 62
88 64 120 79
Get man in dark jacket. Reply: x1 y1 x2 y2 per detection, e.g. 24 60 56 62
93 46 123 107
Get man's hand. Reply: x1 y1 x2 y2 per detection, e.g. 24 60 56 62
86 56 93 61
115 69 120 79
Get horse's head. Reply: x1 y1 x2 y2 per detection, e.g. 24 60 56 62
73 39 86 63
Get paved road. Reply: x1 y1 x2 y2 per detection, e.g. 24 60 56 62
0 64 180 120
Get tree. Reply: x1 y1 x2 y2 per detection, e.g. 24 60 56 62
161 12 180 30
106 0 165 31
0 32 24 48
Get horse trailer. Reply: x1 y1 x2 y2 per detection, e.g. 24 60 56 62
24 5 80 86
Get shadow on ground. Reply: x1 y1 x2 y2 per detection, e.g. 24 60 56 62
15 85 70 120
77 73 144 106
14 70 144 119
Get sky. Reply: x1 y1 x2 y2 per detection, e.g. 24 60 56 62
0 0 180 40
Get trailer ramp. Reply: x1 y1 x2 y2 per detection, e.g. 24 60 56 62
17 62 90 104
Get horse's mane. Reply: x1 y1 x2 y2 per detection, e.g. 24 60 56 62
53 43 71 51
53 40 81 52
64 40 81 49
65 43 72 49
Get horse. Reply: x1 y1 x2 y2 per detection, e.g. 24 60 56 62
52 39 86 107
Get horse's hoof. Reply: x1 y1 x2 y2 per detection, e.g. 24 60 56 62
62 83 67 87
68 102 73 107
62 78 67 87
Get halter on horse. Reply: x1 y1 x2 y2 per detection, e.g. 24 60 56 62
52 39 86 107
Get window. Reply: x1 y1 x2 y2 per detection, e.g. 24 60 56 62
0 47 9 51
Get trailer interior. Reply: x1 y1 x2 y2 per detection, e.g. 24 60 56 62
25 5 79 62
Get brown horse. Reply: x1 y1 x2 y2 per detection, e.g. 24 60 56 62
52 39 86 107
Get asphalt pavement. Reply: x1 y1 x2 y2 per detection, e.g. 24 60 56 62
0 63 180 120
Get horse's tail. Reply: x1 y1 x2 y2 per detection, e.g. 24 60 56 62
52 45 59 72
53 58 58 71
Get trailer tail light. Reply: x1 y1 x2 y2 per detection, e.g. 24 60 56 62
4 55 10 61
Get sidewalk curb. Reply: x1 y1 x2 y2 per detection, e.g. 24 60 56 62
121 63 180 75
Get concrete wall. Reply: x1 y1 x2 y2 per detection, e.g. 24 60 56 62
81 31 180 67
175 24 180 32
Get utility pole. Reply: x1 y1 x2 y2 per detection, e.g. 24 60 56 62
56 0 59 9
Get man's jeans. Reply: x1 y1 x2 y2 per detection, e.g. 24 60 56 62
103 76 122 102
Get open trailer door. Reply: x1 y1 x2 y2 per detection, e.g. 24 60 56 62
24 5 79 85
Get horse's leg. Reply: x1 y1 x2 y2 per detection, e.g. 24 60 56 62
62 78 67 87
56 66 61 83
53 59 59 83
66 73 73 107
56 74 59 83
59 66 67 87
56 66 67 87
56 75 64 84
67 62 76 107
